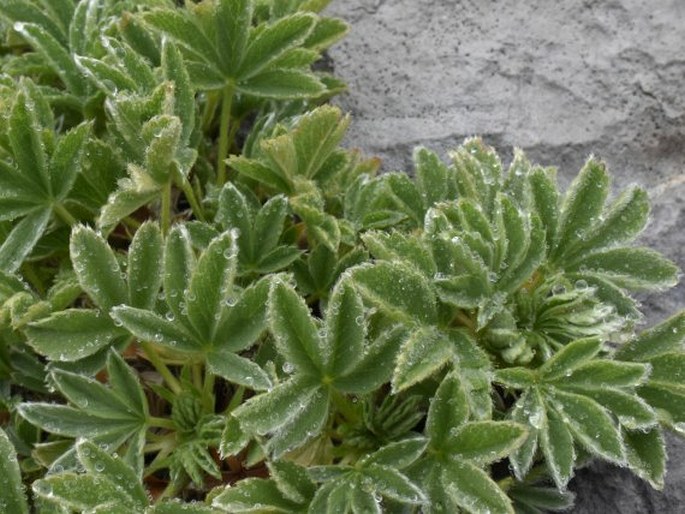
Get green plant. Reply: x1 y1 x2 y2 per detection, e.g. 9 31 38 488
0 1 683 513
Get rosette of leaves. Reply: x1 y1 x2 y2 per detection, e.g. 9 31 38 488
354 139 678 366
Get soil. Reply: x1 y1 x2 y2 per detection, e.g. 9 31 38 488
325 1 685 512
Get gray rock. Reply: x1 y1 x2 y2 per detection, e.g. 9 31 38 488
325 0 685 512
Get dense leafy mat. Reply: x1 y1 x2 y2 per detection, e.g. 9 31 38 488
0 1 683 513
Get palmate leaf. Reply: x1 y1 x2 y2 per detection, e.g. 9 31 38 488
496 337 656 487
0 80 90 271
235 279 403 456
142 0 330 99
307 439 426 512
33 439 152 513
19 351 147 459
416 373 526 514
215 183 300 274
615 312 685 449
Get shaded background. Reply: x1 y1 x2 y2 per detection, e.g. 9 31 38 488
325 0 685 511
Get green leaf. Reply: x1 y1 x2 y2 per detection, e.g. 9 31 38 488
50 121 91 200
267 387 329 457
216 183 254 244
212 478 299 513
305 17 349 50
149 501 217 513
508 390 542 480
616 311 685 362
97 189 159 235
350 262 437 325
216 0 252 74
392 326 453 393
362 437 428 469
552 158 609 261
567 247 679 290
447 421 527 465
0 208 51 273
33 473 137 512
441 459 514 514
325 281 364 376
548 389 624 463
142 9 219 67
18 403 138 438
414 146 449 209
75 440 147 507
0 428 29 514
216 276 271 352
539 403 575 488
207 350 272 391
238 13 316 80
25 309 123 361
107 350 148 422
579 388 656 429
234 377 317 435
111 306 200 352
561 360 649 389
623 427 666 490
128 222 163 310
50 370 140 420
364 464 426 504
13 22 85 95
644 352 685 384
494 367 536 389
254 195 289 255
161 39 195 143
362 231 436 278
539 337 602 381
529 166 559 252
564 186 650 261
269 280 325 375
333 326 405 394
164 224 196 323
237 69 325 98
220 415 250 458
292 106 350 180
268 460 316 504
426 372 470 447
638 383 685 426
75 55 138 93
186 230 239 340
71 225 128 311
228 155 292 192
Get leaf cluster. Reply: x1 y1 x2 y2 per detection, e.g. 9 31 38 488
0 1 683 513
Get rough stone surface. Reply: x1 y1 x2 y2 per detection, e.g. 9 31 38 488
325 0 685 512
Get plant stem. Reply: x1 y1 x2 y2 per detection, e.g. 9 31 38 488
53 203 77 226
148 416 177 430
177 177 206 221
216 83 235 186
140 341 181 394
161 180 172 235
202 365 215 413
226 386 245 413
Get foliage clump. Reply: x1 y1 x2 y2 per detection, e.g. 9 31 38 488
0 1 683 513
